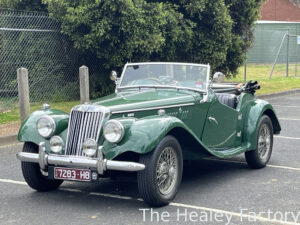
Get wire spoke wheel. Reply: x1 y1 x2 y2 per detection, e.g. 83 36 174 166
245 115 273 169
258 124 271 162
137 135 183 207
156 147 178 195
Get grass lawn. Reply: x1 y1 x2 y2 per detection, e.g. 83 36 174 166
227 63 300 95
0 101 79 125
1 63 300 125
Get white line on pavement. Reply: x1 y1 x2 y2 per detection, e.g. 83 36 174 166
268 164 300 171
202 158 300 172
0 178 298 225
279 117 300 121
275 135 300 140
274 105 300 108
0 143 23 149
0 178 26 185
169 202 300 225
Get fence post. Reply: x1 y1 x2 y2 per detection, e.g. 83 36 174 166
79 65 90 104
244 61 247 81
269 32 288 80
286 29 289 77
17 67 30 122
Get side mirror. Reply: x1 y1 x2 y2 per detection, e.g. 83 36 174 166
213 72 224 83
110 71 118 81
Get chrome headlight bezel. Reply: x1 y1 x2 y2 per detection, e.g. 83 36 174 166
49 135 64 154
36 115 56 138
103 120 125 144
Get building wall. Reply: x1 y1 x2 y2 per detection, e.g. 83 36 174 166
261 0 300 22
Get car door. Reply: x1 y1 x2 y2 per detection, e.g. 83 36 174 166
201 99 239 149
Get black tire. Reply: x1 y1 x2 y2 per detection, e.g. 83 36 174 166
21 142 63 191
137 135 183 207
245 115 273 169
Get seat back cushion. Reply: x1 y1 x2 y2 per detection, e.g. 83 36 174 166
215 93 237 108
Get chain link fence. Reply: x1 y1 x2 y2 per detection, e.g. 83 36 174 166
244 22 300 80
0 9 81 136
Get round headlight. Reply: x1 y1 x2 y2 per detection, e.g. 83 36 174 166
36 115 56 138
82 138 97 157
103 120 124 143
50 136 63 153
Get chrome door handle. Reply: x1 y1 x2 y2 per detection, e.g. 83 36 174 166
208 117 218 125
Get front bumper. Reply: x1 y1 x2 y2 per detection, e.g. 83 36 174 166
16 142 145 175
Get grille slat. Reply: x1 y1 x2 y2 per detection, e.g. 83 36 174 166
65 109 103 156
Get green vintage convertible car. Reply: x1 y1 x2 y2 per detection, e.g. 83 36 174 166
17 62 281 206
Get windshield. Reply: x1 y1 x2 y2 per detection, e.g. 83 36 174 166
119 63 209 92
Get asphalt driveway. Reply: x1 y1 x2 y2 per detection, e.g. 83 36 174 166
0 93 299 225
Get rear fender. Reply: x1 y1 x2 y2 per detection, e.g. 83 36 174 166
243 99 281 151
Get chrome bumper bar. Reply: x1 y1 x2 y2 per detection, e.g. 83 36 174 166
16 142 145 175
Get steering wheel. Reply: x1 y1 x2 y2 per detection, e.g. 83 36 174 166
127 78 163 86
147 77 163 84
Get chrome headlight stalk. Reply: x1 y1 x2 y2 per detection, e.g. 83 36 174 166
36 115 56 138
49 136 64 154
103 120 125 144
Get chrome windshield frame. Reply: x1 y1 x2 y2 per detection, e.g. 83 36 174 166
116 62 210 94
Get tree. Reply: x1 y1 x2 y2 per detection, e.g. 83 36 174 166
0 0 46 11
2 0 264 77
222 0 264 75
44 0 237 75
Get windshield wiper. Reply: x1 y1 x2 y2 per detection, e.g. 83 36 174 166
117 85 206 94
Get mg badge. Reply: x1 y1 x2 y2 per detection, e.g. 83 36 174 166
88 106 95 112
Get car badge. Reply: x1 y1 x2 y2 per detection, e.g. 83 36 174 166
88 106 95 112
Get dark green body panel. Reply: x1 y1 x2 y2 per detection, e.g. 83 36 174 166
18 109 69 153
18 89 281 160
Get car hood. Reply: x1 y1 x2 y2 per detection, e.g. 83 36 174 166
93 90 198 113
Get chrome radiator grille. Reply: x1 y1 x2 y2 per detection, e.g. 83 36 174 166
65 109 103 156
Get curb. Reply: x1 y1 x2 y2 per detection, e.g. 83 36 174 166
257 88 300 99
0 134 18 147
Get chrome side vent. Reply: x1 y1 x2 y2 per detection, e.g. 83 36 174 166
65 109 103 156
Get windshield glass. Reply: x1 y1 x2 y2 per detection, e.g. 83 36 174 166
119 63 209 92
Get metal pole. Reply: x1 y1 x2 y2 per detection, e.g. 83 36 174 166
17 67 30 122
286 29 289 77
269 32 288 80
244 61 247 81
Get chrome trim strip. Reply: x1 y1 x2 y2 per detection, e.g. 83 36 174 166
117 85 207 94
16 142 145 175
126 62 210 67
111 103 195 114
16 152 39 163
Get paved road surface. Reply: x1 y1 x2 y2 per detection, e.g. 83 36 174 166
0 93 299 225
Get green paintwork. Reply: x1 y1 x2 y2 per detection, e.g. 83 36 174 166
18 109 69 153
18 88 281 160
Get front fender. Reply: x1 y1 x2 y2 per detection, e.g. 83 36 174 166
102 115 199 160
243 99 281 151
18 109 69 149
